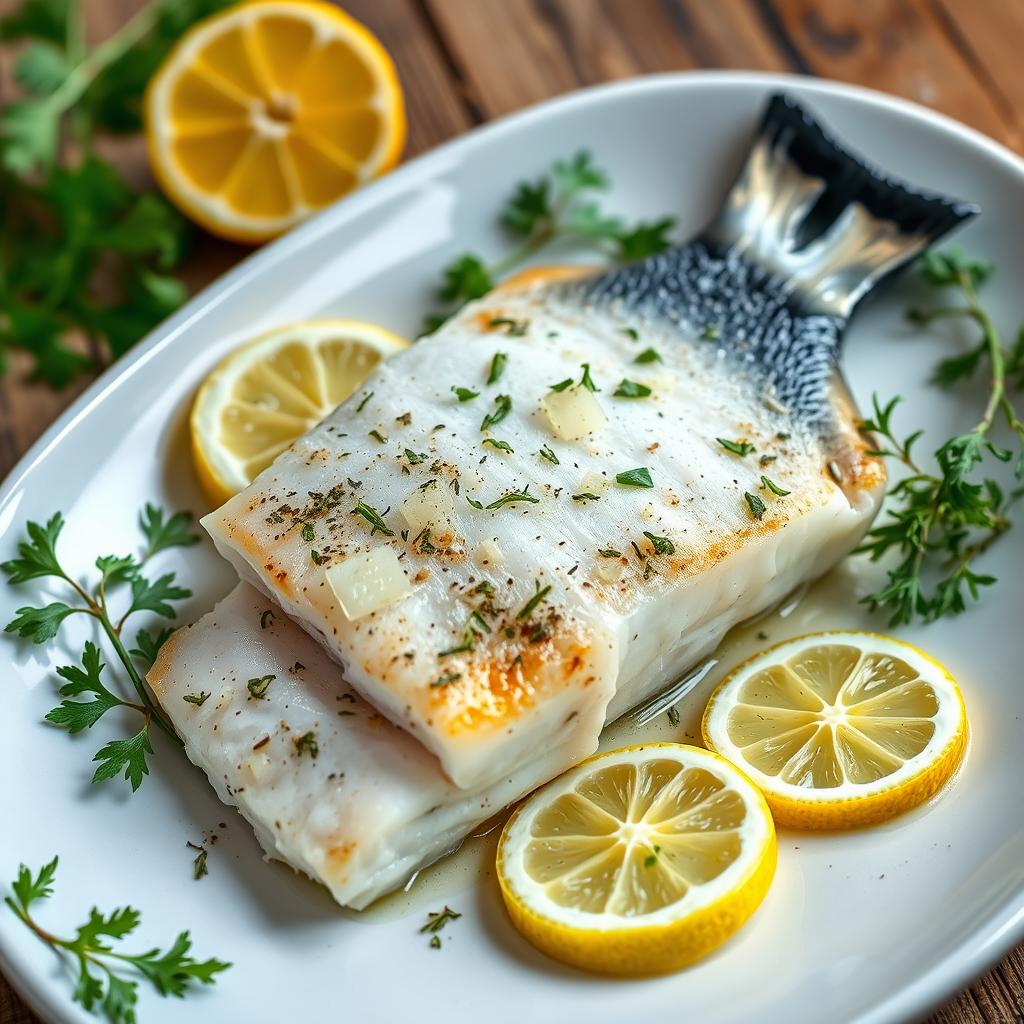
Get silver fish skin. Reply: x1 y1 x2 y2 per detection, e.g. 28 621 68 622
202 95 975 792
148 583 579 910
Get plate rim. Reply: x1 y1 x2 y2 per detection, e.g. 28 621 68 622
1 69 1022 1024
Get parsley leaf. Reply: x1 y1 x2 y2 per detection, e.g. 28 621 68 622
45 642 122 734
91 728 153 791
616 467 654 488
613 378 651 398
717 438 755 457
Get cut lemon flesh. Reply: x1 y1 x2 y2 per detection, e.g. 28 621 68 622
145 0 405 242
497 743 776 976
191 319 408 505
702 631 967 829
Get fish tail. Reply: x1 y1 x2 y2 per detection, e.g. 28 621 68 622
702 93 978 317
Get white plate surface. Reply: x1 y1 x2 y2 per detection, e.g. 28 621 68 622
1 72 1022 1024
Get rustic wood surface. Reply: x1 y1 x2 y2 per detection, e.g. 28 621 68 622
1 1 1023 1021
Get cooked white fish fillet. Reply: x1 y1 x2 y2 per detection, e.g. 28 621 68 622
202 94 973 792
148 582 577 909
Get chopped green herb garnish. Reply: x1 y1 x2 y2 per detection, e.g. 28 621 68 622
430 935 442 950
260 610 275 629
413 528 436 555
405 449 429 465
776 432 791 441
356 391 373 412
430 671 462 688
351 501 395 537
616 467 653 488
759 454 778 466
420 906 462 933
634 347 662 364
188 842 209 881
620 327 639 340
451 386 479 402
701 324 720 341
480 394 512 432
294 731 318 758
310 549 324 565
761 475 791 497
538 444 559 465
517 582 552 620
482 438 514 454
182 692 209 706
487 351 508 383
572 492 601 502
489 317 528 337
717 438 755 457
247 675 274 700
439 627 476 658
666 706 681 727
468 611 492 636
485 486 539 510
368 429 387 444
744 492 767 519
467 497 484 510
579 363 600 392
597 548 621 558
301 522 315 543
549 377 573 392
613 378 651 398
643 531 675 555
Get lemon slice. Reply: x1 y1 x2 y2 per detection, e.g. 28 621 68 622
497 743 776 976
702 632 967 829
145 0 405 242
191 319 408 505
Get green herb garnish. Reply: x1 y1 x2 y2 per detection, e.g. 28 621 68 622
482 438 514 454
616 467 653 488
356 391 374 412
5 857 229 1020
643 531 675 555
404 449 428 465
579 363 600 392
480 394 512 432
597 548 621 558
430 671 462 688
489 319 528 337
761 475 790 496
538 444 559 465
368 429 387 444
351 501 394 537
744 492 767 519
620 327 639 340
613 379 651 398
517 582 552 620
3 505 197 791
451 385 479 402
188 842 209 881
572 492 601 502
487 351 509 382
182 692 209 706
294 731 318 758
634 347 662 364
484 486 539 510
855 252 1024 625
301 522 315 542
717 438 755 457
701 325 720 341
260 610 275 629
549 378 573 392
247 675 274 700
425 152 675 329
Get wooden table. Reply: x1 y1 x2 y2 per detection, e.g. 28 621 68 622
1 1 1023 1021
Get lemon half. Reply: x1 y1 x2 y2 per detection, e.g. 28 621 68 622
702 631 967 829
145 0 406 242
497 743 776 976
191 319 408 505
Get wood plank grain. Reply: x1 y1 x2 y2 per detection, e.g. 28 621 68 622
768 0 1021 149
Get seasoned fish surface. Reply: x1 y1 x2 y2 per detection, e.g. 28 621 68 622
203 95 973 792
148 583 578 909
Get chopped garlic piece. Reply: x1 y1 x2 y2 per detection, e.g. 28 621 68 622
542 386 606 440
327 547 411 620
595 558 626 583
401 480 455 533
475 538 504 566
580 471 611 494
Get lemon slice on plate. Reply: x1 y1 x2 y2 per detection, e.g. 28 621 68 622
191 319 408 505
702 632 967 829
497 743 776 976
145 0 405 242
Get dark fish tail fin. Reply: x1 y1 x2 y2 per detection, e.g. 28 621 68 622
701 93 978 317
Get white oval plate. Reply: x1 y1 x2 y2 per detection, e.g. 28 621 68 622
1 72 1022 1024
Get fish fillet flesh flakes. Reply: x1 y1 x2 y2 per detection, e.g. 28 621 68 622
202 95 974 793
149 583 580 909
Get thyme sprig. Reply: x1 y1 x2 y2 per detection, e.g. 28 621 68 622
858 250 1024 625
3 504 198 789
426 152 675 330
6 857 229 1023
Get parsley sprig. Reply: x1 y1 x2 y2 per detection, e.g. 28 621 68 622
6 857 229 1023
427 151 675 329
0 0 232 385
858 250 1024 625
3 504 198 789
